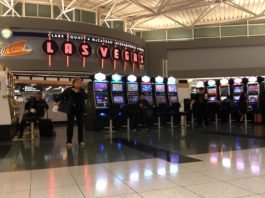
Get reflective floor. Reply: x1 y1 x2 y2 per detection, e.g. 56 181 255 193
1 122 265 197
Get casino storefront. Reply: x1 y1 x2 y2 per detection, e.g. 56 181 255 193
0 17 145 140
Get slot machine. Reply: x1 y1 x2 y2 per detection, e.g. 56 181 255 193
233 78 243 103
247 77 259 111
153 76 167 106
167 77 179 105
219 78 230 101
86 72 110 130
140 75 153 105
110 74 125 105
125 74 139 104
207 80 217 103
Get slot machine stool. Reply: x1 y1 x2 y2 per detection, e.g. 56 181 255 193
107 104 122 142
154 104 168 129
124 104 138 139
179 111 189 127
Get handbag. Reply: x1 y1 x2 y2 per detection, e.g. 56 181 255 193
58 96 72 114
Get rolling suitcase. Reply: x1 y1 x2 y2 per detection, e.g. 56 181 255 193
39 111 54 137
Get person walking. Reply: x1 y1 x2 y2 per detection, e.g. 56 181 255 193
55 78 88 148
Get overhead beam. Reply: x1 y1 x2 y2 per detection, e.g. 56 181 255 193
191 4 219 26
225 1 258 17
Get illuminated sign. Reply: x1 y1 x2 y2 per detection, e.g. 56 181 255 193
42 40 58 55
95 72 106 81
220 79 229 85
127 75 137 82
234 78 242 84
112 74 122 82
155 76 164 84
168 77 176 84
98 45 110 59
249 77 257 83
208 80 216 86
0 40 32 56
79 43 92 57
196 81 204 88
142 76 150 83
1 29 13 39
61 41 76 56
111 47 121 61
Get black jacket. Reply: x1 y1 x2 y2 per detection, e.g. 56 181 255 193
25 97 49 118
55 87 88 114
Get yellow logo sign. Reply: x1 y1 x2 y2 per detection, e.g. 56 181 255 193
0 40 32 56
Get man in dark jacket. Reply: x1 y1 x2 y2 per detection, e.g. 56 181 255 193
16 92 49 139
132 93 150 131
192 87 209 127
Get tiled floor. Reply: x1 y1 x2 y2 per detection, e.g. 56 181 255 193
1 123 265 197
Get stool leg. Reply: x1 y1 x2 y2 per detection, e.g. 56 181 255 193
170 116 174 128
215 113 218 126
158 116 161 129
244 114 247 128
109 119 113 143
127 118 130 141
31 122 35 140
191 113 194 128
184 115 187 128
229 113 232 128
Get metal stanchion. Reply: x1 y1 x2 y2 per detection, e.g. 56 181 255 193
31 122 35 140
109 119 113 143
127 118 130 141
191 113 194 128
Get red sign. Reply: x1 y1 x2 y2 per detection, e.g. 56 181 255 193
122 49 131 62
111 47 121 61
61 41 76 56
42 40 58 55
98 45 110 59
79 43 92 57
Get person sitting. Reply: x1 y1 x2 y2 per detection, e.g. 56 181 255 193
15 92 49 140
132 93 150 131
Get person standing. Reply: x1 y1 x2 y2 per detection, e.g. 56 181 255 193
192 87 209 127
132 93 150 131
238 92 248 122
55 78 88 148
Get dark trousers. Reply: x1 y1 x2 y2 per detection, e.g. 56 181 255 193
19 113 38 138
133 110 148 129
67 111 84 143
196 109 209 126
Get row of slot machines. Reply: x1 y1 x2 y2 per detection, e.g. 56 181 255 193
191 77 260 111
87 73 179 111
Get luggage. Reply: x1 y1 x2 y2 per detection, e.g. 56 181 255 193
254 112 262 124
39 112 54 137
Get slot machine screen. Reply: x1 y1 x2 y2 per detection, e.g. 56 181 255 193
209 96 216 102
127 83 138 92
248 84 258 94
94 82 108 92
169 96 178 103
234 95 240 101
168 85 177 93
208 87 217 94
112 83 123 92
145 96 153 104
141 84 152 92
113 96 124 104
95 95 109 108
234 86 242 93
128 95 139 104
248 95 258 103
155 84 165 92
221 96 227 101
156 96 166 104
220 86 229 95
